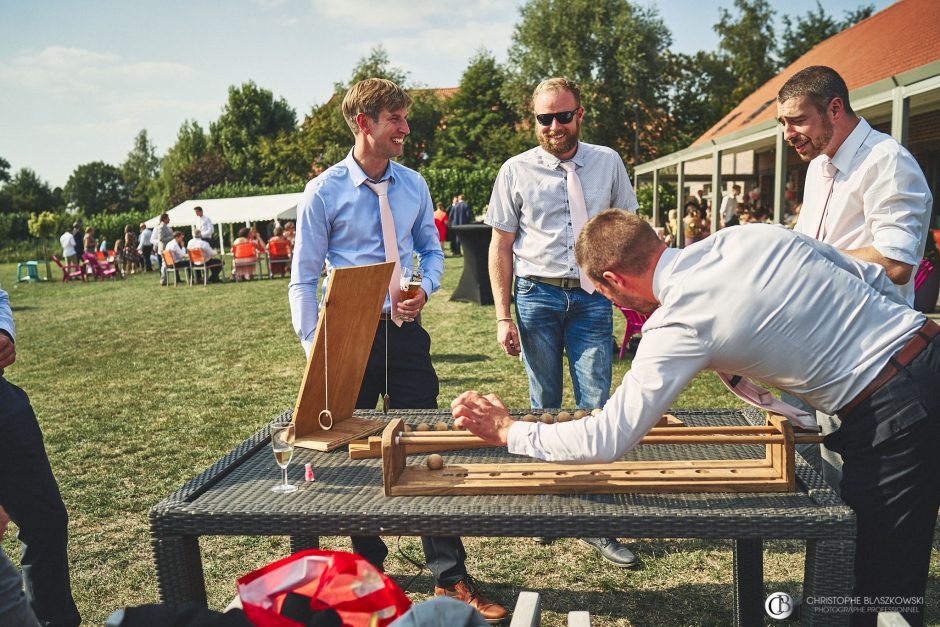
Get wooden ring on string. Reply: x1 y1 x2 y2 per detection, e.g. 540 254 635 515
318 409 334 431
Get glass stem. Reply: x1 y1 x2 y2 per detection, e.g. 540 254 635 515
281 467 288 487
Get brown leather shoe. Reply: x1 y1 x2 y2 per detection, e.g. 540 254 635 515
434 575 508 624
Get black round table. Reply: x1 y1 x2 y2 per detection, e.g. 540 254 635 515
449 224 493 305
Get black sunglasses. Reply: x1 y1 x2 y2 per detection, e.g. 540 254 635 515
535 109 579 126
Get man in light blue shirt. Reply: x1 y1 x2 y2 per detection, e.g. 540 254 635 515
0 288 80 626
288 78 505 623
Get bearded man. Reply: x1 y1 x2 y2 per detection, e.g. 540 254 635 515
484 77 640 569
777 65 933 491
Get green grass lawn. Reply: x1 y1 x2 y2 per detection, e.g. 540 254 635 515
1 257 938 626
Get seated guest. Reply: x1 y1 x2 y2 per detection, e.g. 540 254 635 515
186 231 224 283
284 221 296 246
268 226 291 254
231 227 260 281
165 231 191 282
232 227 252 247
248 226 267 253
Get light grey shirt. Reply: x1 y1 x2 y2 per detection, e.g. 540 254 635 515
508 224 924 463
0 288 14 341
486 142 638 279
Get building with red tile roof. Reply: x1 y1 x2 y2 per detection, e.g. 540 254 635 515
636 0 940 244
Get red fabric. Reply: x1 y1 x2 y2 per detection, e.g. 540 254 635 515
434 218 446 243
238 550 411 627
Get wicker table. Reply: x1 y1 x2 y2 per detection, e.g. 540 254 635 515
150 408 855 627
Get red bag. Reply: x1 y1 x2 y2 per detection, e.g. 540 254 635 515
237 549 412 627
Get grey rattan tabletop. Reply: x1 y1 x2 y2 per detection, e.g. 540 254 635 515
150 407 855 627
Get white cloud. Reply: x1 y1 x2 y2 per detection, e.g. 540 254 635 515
308 0 512 31
0 46 195 96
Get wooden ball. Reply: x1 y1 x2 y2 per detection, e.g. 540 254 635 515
556 411 572 422
403 424 413 432
539 412 554 424
453 422 466 430
522 414 538 422
573 409 588 420
416 423 431 432
591 408 603 416
434 421 449 431
427 454 444 470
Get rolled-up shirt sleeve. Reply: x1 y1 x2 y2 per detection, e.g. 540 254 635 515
866 149 932 266
484 162 520 233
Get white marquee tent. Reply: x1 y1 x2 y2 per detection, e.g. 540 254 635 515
146 192 303 253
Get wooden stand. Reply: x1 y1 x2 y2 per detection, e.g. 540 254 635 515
293 262 394 451
381 414 817 496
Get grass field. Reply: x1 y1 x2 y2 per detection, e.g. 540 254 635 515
1 256 937 626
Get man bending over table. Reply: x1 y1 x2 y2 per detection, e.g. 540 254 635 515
453 211 939 627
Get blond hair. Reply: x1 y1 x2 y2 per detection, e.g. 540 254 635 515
533 77 581 108
342 78 412 135
576 210 661 287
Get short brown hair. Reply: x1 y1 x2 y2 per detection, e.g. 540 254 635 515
533 77 581 108
777 65 854 116
576 210 661 286
342 78 412 135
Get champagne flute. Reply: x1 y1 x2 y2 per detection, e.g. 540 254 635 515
271 421 298 494
398 267 423 322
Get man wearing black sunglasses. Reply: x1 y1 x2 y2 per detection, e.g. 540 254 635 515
485 77 640 569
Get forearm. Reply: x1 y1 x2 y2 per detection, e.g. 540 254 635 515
488 234 514 319
842 245 913 285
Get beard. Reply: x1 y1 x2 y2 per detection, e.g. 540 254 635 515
790 116 834 161
537 118 580 157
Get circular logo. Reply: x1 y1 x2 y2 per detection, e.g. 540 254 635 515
765 591 795 619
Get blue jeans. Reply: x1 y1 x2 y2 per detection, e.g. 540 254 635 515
514 277 613 409
0 546 40 627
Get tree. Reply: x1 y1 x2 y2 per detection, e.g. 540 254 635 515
0 157 10 183
4 168 57 214
64 161 128 215
431 50 527 171
660 50 737 153
779 2 875 68
27 210 58 280
171 154 229 205
506 0 672 165
150 120 210 212
397 89 445 170
122 130 159 213
715 0 777 106
209 81 297 184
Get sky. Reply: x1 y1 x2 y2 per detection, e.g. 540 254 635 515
0 0 893 189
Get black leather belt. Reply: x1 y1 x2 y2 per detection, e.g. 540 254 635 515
839 319 940 415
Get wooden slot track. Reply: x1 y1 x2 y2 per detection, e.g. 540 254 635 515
382 413 803 496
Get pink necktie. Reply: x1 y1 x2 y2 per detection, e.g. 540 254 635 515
559 161 594 293
362 179 403 327
813 158 838 240
716 372 819 431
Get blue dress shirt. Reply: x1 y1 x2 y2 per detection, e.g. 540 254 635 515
0 288 14 341
288 150 444 356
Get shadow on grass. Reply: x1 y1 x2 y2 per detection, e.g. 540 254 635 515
434 353 490 364
11 305 36 311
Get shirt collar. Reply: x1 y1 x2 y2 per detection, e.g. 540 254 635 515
651 247 681 303
830 117 871 175
537 141 585 170
345 149 395 187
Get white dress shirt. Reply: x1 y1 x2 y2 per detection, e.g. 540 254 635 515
192 214 214 240
486 141 638 279
59 232 76 257
186 238 217 259
793 118 933 305
508 224 925 463
719 194 738 224
165 239 187 263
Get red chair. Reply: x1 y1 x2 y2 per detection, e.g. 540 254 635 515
232 242 260 281
616 305 648 360
915 258 934 291
268 238 291 277
82 252 117 280
52 255 84 283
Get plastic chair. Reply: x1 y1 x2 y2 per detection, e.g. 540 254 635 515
52 255 84 283
81 252 117 280
162 250 185 286
232 242 260 282
15 261 41 283
915 258 934 291
268 239 291 278
616 305 648 360
188 248 222 286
